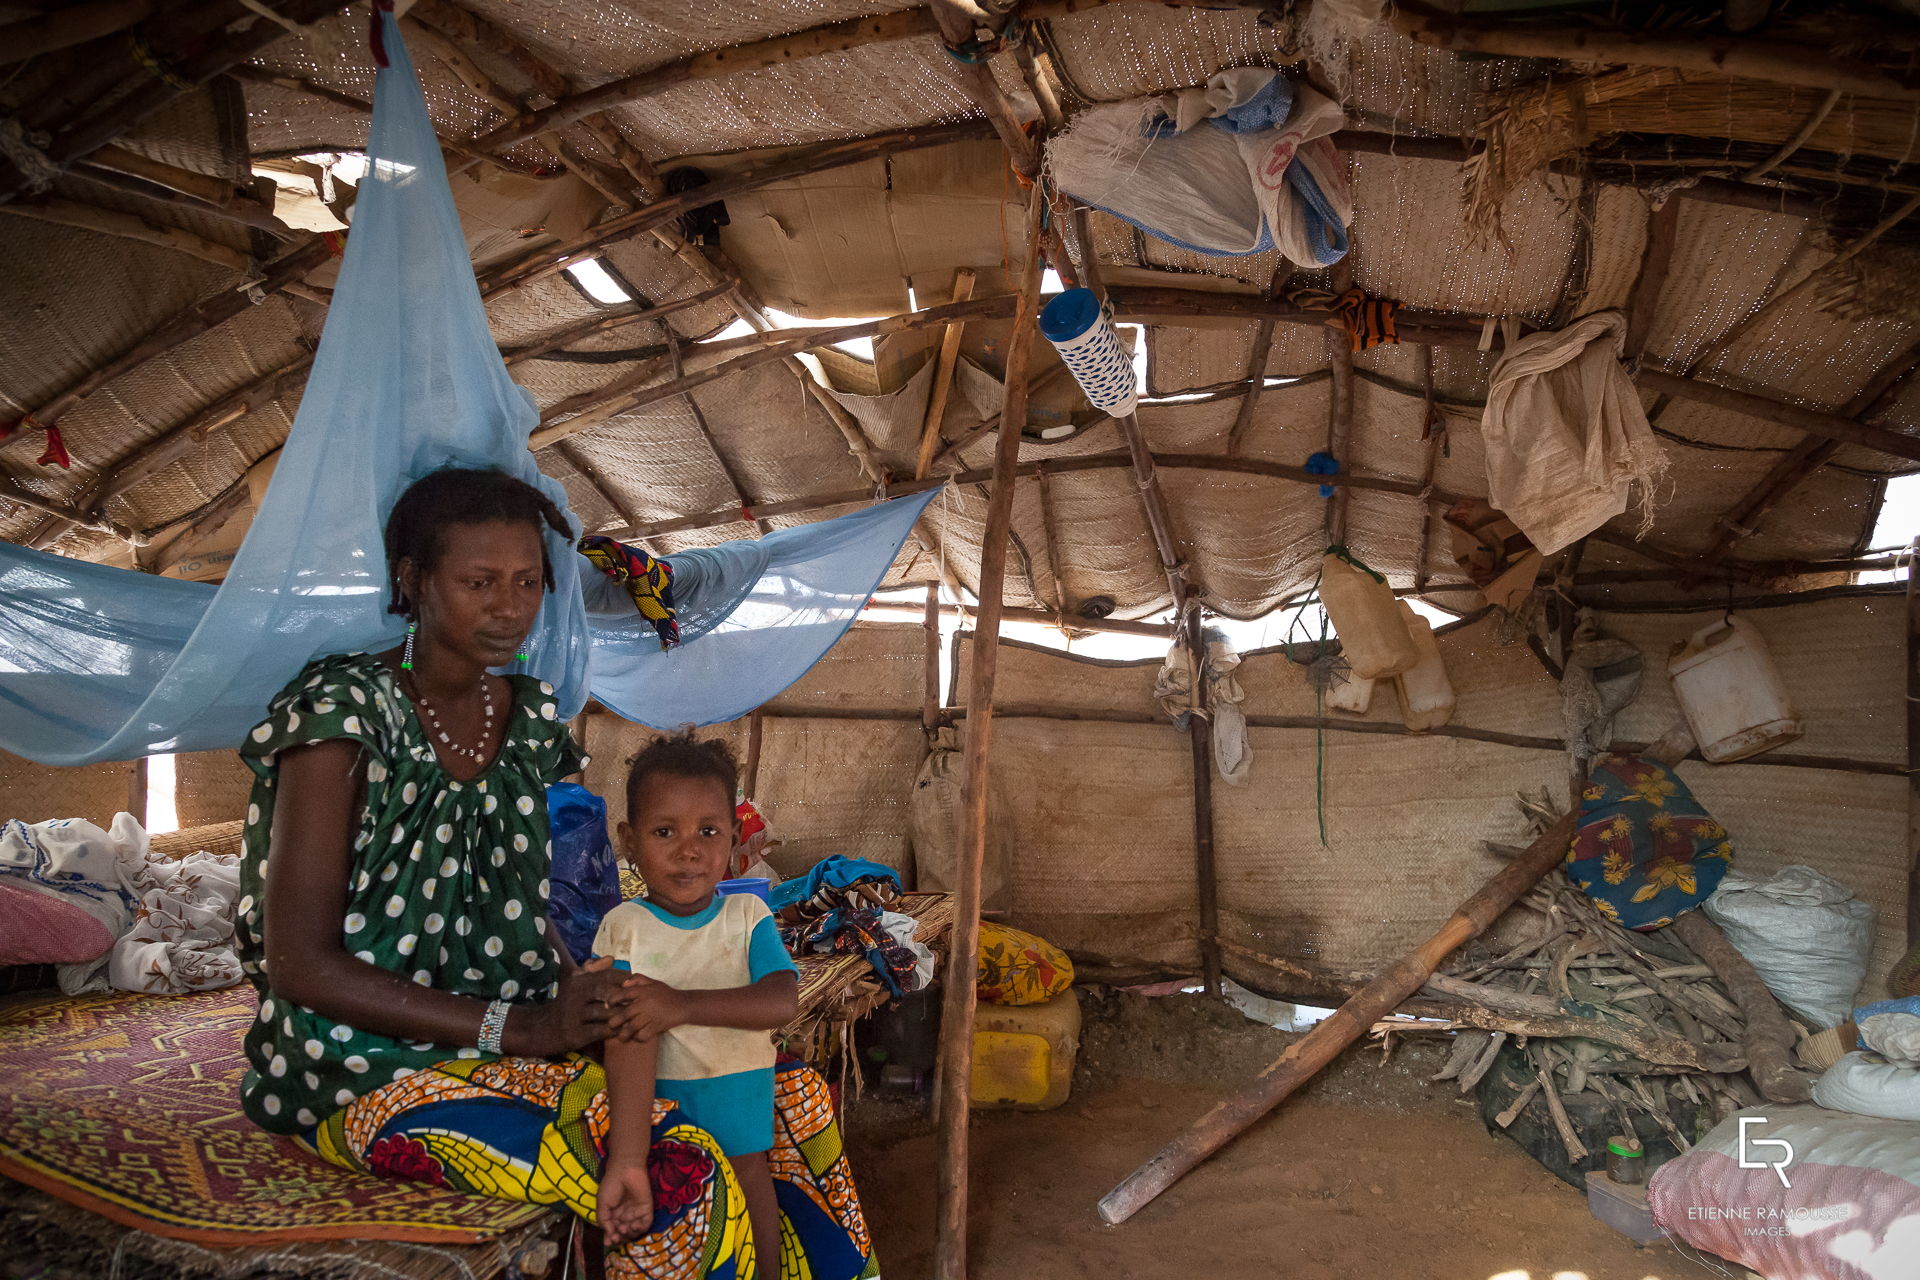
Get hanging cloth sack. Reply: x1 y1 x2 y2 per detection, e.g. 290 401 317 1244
1481 310 1667 555
1045 69 1352 265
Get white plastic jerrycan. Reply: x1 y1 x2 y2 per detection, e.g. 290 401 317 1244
1393 602 1456 732
1318 552 1417 680
1667 616 1802 763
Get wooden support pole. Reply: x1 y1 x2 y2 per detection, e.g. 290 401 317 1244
68 162 296 242
1625 198 1680 359
923 582 945 734
528 296 1015 450
0 475 144 542
1910 539 1920 950
0 196 253 272
1186 610 1222 997
15 234 333 433
0 0 344 205
915 268 978 479
1385 7 1920 100
1324 260 1355 547
1669 912 1813 1103
1699 339 1920 564
933 184 1046 1280
743 710 765 799
0 0 154 65
1635 367 1920 466
126 754 149 830
1411 345 1444 595
1097 811 1580 1225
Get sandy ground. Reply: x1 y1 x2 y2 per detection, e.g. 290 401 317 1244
845 989 1728 1280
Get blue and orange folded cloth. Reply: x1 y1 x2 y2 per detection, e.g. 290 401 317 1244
1565 754 1732 930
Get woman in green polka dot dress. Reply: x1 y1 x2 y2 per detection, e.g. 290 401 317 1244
231 469 761 1277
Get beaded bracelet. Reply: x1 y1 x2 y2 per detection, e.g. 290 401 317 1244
478 999 511 1055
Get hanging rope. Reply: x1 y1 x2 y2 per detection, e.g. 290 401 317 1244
1286 565 1338 847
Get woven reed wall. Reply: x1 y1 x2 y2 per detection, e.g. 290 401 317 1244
0 751 137 829
946 592 1909 1002
582 623 927 880
173 750 259 832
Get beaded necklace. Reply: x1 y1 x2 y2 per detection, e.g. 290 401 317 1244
407 672 496 767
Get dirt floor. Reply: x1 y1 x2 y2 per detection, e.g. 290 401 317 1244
845 988 1729 1280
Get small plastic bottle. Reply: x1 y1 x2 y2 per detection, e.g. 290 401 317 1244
1606 1135 1646 1185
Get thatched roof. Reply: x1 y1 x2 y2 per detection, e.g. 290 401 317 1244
5 0 1920 621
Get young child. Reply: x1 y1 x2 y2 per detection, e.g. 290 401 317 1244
592 735 797 1278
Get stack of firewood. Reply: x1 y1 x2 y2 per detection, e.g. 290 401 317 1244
1370 792 1810 1163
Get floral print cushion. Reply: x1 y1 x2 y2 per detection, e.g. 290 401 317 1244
1565 754 1732 930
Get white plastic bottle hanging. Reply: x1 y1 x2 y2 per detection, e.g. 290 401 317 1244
1317 550 1417 680
1039 287 1139 418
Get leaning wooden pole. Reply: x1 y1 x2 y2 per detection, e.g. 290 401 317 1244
933 184 1048 1280
1185 609 1223 997
1908 537 1920 951
1097 810 1578 1226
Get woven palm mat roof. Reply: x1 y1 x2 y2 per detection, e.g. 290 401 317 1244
4 2 1919 620
0 986 550 1245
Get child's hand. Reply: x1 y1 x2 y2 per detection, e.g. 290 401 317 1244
597 1156 654 1246
611 974 691 1041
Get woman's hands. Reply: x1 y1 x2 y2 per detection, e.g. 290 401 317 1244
608 973 692 1042
506 956 626 1057
597 1155 654 1246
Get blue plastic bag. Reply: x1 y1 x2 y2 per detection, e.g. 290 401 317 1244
547 783 622 964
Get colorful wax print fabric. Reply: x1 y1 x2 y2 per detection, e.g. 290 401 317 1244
1565 754 1732 931
307 1055 877 1280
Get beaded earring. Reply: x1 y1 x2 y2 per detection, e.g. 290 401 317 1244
515 651 528 663
401 618 417 670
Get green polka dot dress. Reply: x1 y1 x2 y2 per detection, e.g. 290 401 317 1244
234 652 586 1134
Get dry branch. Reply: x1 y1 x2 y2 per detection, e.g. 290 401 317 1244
1637 367 1920 465
1097 813 1579 1225
1387 8 1920 100
0 196 252 272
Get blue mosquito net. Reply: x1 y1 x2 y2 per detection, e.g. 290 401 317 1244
0 12 932 767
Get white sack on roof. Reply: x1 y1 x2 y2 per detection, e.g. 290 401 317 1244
1480 310 1666 555
1045 69 1351 265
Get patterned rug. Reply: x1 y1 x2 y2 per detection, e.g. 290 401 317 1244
0 987 551 1245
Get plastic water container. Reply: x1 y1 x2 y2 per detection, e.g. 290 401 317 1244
1038 288 1139 417
972 989 1080 1110
1392 602 1456 732
715 877 771 903
1324 671 1375 715
1667 616 1802 763
1318 552 1417 680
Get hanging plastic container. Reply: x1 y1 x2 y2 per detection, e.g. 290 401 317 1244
1038 287 1138 417
1668 616 1802 763
1318 551 1417 680
1324 672 1375 715
1392 602 1455 732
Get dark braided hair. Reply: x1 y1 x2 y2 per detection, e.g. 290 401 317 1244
625 732 738 820
383 467 572 615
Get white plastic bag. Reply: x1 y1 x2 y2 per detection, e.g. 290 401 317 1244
1812 1051 1920 1123
1703 865 1875 1028
1856 997 1920 1067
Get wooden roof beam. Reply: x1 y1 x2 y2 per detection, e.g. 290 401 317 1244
1635 367 1920 466
1696 339 1920 564
0 0 347 206
1386 3 1920 101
